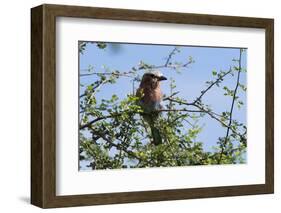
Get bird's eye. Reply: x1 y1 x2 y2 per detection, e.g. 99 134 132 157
144 73 156 78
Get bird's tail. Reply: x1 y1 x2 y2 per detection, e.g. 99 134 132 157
150 123 162 145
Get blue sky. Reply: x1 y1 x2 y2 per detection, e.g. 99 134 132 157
79 42 247 168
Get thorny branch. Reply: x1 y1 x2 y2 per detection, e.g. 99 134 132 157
218 49 244 163
79 47 193 80
80 70 135 78
165 47 178 66
194 67 233 104
165 97 240 136
79 108 204 130
87 127 142 161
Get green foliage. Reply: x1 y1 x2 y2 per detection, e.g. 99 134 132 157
79 43 247 170
79 41 107 54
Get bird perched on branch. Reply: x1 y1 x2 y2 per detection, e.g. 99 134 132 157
136 70 167 145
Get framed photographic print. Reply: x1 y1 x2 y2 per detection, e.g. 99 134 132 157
31 4 274 208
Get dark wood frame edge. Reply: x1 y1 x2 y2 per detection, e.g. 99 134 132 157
31 4 274 208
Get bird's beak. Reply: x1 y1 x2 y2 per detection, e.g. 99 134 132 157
158 76 167 81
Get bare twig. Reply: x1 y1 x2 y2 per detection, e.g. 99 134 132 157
148 61 193 70
218 49 243 163
163 91 180 101
80 71 135 78
158 109 203 113
79 78 109 99
80 78 110 125
79 46 192 89
164 97 194 106
194 67 233 104
166 97 239 136
165 47 178 66
80 113 123 129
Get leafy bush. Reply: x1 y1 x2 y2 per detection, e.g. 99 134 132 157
79 42 247 170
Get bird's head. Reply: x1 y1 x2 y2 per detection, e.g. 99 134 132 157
140 70 167 89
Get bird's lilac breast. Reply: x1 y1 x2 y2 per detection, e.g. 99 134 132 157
137 83 164 112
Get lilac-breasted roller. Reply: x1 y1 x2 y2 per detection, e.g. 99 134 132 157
136 70 167 145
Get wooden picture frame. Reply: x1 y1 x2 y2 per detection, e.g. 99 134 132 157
31 4 274 208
